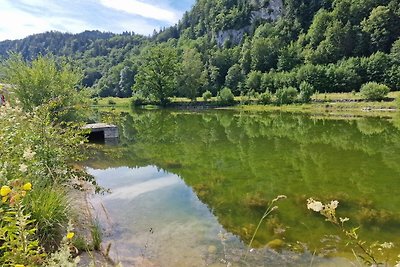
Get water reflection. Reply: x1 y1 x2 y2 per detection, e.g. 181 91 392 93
88 166 239 266
88 166 352 267
86 110 400 265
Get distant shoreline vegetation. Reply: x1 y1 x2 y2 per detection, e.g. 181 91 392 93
92 91 400 116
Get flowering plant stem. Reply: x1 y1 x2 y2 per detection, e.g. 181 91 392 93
245 195 286 259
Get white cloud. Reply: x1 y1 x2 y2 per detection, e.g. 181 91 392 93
104 175 180 200
0 2 49 40
0 0 187 41
0 1 96 40
114 19 159 35
99 0 180 23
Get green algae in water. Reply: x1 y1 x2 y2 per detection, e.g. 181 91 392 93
86 110 400 265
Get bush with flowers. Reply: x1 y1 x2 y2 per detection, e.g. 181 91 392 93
0 180 45 266
0 103 94 265
0 54 103 266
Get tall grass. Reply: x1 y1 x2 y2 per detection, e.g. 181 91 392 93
24 186 70 251
91 220 103 251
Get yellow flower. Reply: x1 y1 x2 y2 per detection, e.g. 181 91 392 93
67 232 75 239
0 185 11 197
15 264 25 267
23 182 32 191
2 196 8 203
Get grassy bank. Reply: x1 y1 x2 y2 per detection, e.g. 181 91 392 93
93 92 400 117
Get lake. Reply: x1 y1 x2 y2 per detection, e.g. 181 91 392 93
85 110 400 266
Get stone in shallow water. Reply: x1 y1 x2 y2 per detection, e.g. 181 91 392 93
266 239 285 250
208 245 217 254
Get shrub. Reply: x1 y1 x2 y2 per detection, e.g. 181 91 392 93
202 90 212 102
275 86 298 105
259 90 273 105
1 53 83 121
360 82 390 101
298 81 315 103
217 87 235 105
0 106 89 187
131 94 147 107
242 89 259 105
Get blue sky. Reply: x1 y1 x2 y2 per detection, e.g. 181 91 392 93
0 0 195 41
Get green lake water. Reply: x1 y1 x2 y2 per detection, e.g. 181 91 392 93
85 110 400 266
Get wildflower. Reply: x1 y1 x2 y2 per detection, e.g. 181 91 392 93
272 195 287 203
340 217 349 223
10 194 20 205
67 232 75 239
1 185 11 197
19 164 28 173
22 182 32 191
2 196 8 203
15 264 25 267
270 206 278 212
23 147 36 160
307 198 323 212
327 200 339 210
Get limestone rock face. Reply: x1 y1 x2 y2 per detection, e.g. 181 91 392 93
251 0 284 23
215 0 284 46
215 27 250 47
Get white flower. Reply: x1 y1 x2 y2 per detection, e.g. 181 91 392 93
272 195 287 203
307 198 324 212
329 200 339 209
23 147 36 160
19 163 28 173
340 217 350 223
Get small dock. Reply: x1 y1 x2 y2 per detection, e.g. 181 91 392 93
83 123 119 140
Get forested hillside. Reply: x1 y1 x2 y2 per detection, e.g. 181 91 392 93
1 0 399 99
0 30 148 97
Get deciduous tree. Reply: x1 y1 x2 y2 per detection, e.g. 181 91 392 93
133 45 180 106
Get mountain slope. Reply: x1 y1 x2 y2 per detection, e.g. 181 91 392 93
0 0 399 98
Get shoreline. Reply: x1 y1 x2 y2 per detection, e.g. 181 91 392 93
93 100 399 119
70 188 116 267
92 92 399 118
